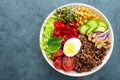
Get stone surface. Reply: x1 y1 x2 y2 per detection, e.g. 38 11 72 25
0 0 120 80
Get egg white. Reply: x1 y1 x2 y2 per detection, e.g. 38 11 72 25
63 38 82 57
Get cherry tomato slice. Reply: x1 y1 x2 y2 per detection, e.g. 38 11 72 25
52 49 63 61
54 57 62 69
62 56 76 71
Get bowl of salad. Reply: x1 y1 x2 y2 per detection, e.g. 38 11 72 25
40 3 114 77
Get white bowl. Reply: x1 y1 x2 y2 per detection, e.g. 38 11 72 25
39 3 114 77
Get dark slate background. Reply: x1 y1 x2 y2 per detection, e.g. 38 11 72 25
0 0 119 80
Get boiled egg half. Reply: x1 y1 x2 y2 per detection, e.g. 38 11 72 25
63 38 81 57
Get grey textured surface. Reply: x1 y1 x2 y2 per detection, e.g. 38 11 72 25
0 0 119 80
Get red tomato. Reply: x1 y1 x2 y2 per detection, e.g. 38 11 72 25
52 49 63 61
54 57 62 69
62 56 76 71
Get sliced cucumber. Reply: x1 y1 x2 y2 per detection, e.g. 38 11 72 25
87 28 94 34
98 21 108 30
94 26 106 32
87 20 98 30
79 25 89 35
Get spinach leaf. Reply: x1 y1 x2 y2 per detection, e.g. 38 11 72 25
47 37 62 53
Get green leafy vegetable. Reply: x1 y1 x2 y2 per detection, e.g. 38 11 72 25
54 6 77 23
47 37 62 53
40 15 57 58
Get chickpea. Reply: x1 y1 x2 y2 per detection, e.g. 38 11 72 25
87 13 91 18
75 11 78 14
91 13 95 17
81 22 84 25
83 16 87 20
79 17 83 21
79 21 84 25
78 7 81 11
85 8 90 13
78 14 81 18
79 11 84 16
95 16 99 20
84 20 88 23
81 6 85 11
93 14 97 17
88 10 92 14
84 12 87 16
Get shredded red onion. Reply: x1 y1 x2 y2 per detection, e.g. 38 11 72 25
93 30 110 40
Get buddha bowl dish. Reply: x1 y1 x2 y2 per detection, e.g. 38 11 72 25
40 3 114 77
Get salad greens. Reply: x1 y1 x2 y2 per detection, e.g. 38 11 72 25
40 15 57 58
47 37 62 53
54 6 77 23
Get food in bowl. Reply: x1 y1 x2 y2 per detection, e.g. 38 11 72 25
40 3 113 76
63 38 82 57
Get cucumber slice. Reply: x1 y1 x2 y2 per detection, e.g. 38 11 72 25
87 28 94 34
98 21 108 30
79 25 89 35
87 20 98 30
94 26 106 32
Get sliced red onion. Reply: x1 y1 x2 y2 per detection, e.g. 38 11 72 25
93 29 110 40
99 33 108 40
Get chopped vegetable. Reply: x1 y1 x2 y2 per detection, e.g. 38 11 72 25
52 49 64 61
93 21 108 32
40 15 57 58
62 56 76 71
79 20 99 35
93 30 110 40
79 25 89 35
94 26 106 32
98 21 108 30
87 20 98 30
54 57 62 69
87 28 94 34
53 21 79 44
98 30 110 40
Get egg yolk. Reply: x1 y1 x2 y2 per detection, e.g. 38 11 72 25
64 42 76 55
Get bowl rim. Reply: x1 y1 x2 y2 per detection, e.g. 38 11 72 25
39 3 114 77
